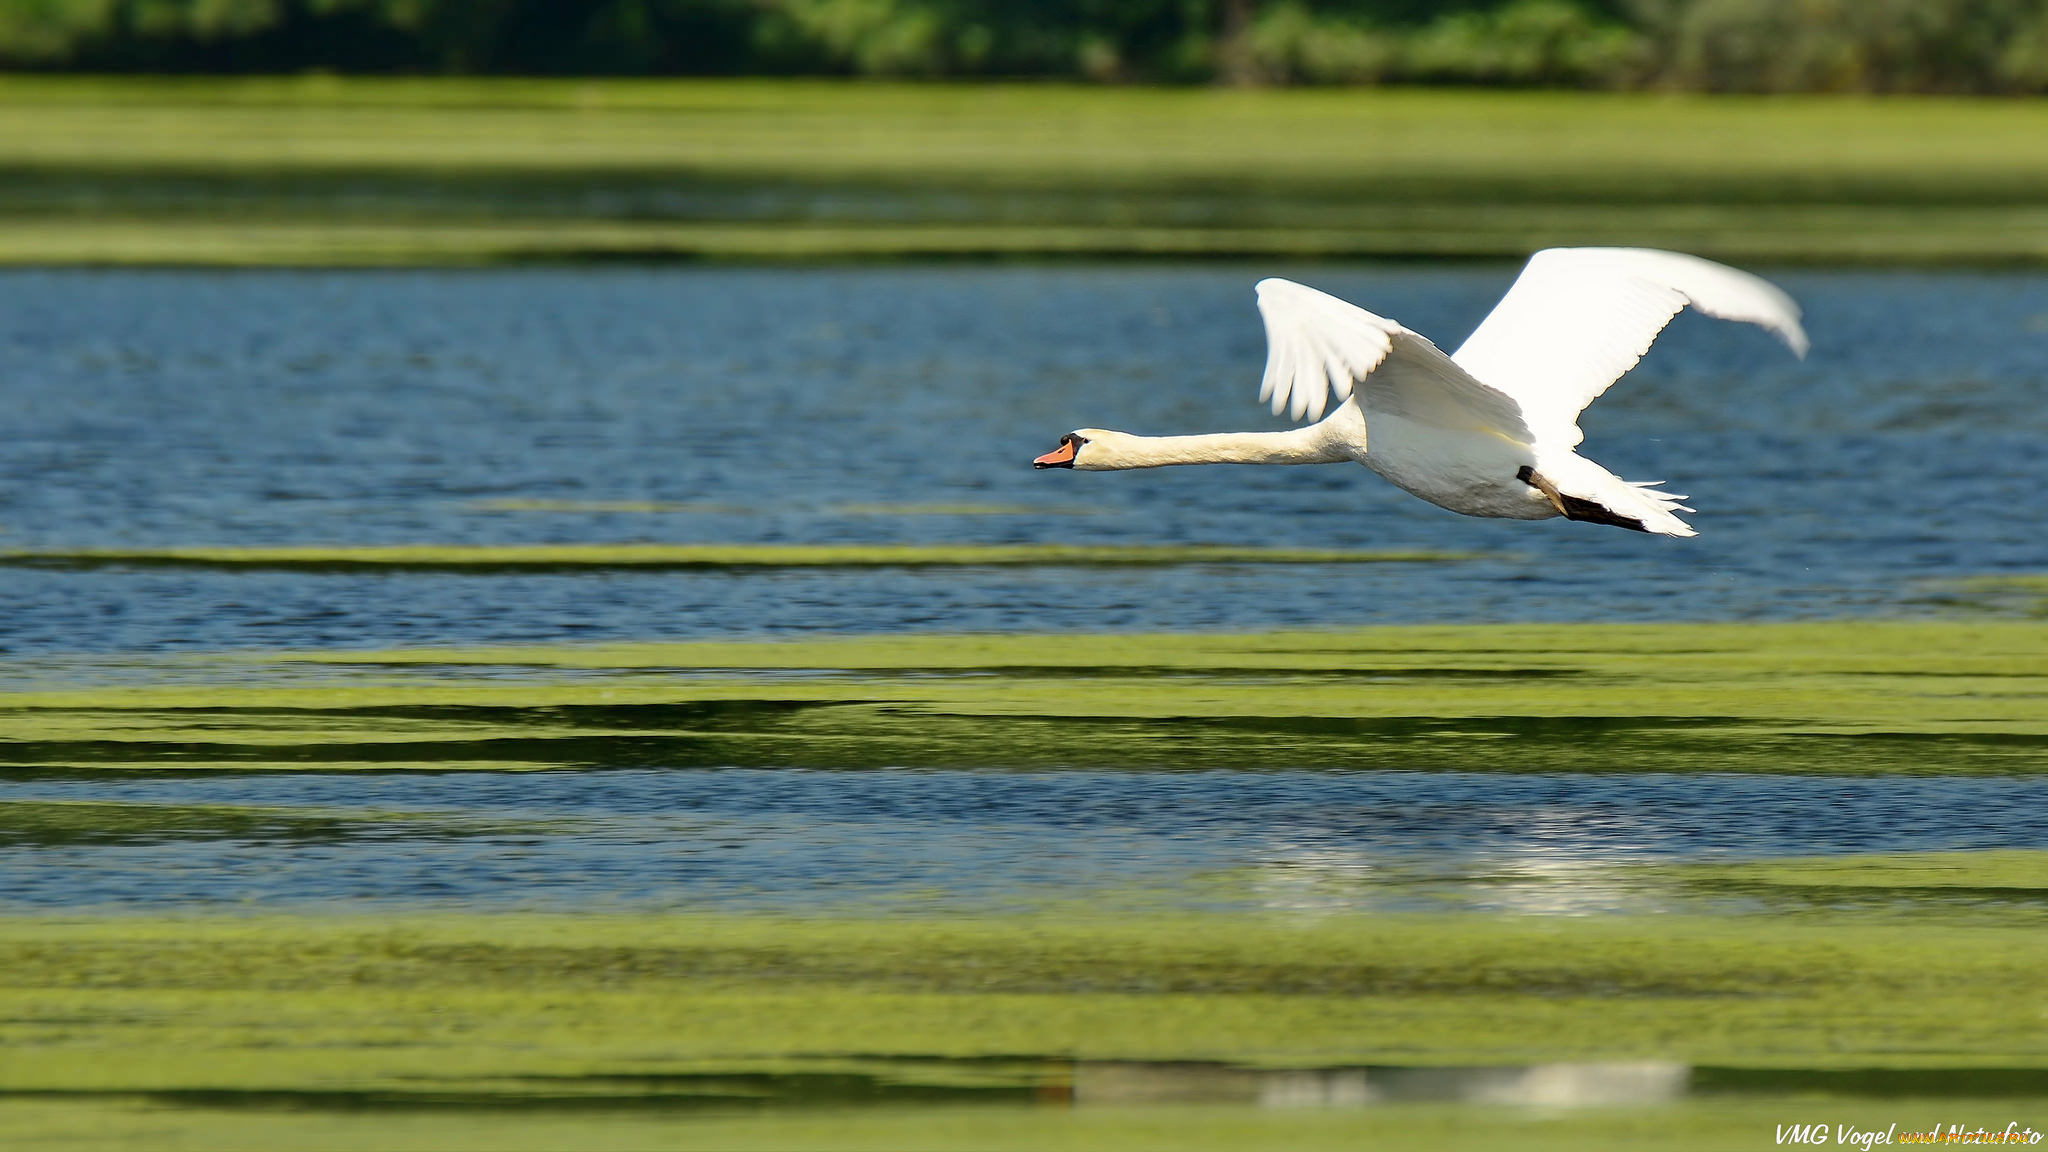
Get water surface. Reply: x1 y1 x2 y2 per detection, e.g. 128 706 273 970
7 770 2045 913
3 265 2045 913
1 265 2042 655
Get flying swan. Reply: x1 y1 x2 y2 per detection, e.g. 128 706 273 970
1032 248 1806 537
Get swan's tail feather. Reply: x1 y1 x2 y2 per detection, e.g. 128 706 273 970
1531 454 1699 538
1630 482 1697 513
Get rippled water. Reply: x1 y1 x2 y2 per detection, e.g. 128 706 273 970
3 265 2045 914
1 265 2043 655
7 770 2046 913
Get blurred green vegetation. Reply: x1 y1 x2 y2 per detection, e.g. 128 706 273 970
6 625 2044 1145
1 889 2046 1147
0 78 2045 263
7 620 2046 775
0 1098 1965 1152
4 898 2047 1086
1661 849 2048 898
4 0 2048 92
1925 575 2048 618
0 798 544 844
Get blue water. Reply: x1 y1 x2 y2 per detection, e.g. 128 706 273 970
2 264 2046 913
6 770 2047 913
0 265 2043 656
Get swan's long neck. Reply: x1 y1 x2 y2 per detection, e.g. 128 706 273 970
1079 421 1353 470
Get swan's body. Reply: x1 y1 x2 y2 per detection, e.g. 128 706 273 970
1033 248 1807 537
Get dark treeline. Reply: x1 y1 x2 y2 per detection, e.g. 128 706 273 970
4 0 2048 91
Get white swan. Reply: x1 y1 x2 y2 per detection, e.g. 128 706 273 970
1032 248 1806 537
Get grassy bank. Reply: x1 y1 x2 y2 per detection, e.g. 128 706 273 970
3 79 2048 264
3 620 2045 775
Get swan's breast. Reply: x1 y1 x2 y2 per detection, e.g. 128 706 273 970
1360 414 1556 520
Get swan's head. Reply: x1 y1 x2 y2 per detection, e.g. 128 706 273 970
1031 429 1122 471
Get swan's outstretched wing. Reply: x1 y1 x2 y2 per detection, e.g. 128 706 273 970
1255 278 1532 442
1451 248 1807 445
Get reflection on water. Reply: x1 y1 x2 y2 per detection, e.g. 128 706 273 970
1073 1062 1690 1108
0 266 2044 655
4 770 2045 912
70 1060 2046 1113
1251 846 1651 917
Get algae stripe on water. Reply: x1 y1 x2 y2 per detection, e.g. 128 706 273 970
2 905 2047 1087
5 1099 2046 1152
1650 849 2048 897
0 799 556 846
0 545 1469 571
4 621 2046 775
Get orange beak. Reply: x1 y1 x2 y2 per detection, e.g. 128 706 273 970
1033 438 1078 468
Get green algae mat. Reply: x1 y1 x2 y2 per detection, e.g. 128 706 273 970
4 620 2044 775
17 1097 2041 1152
0 799 537 847
4 79 2048 265
9 622 2048 1147
8 893 2047 1081
4 874 2048 1150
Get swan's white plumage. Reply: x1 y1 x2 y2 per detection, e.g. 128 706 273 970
1450 247 1808 445
1533 453 1699 538
1050 248 1807 540
1254 277 1395 421
1254 278 1531 441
